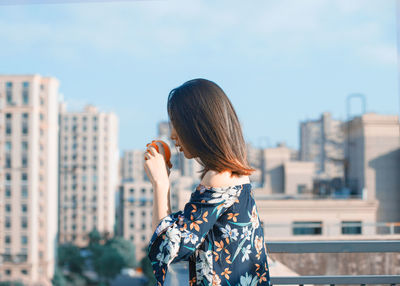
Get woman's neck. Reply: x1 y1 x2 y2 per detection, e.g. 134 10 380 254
200 170 250 188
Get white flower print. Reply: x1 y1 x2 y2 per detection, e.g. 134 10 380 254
241 244 252 262
208 186 242 209
196 249 213 283
238 272 259 286
182 231 199 245
220 224 239 241
250 205 259 229
240 226 251 241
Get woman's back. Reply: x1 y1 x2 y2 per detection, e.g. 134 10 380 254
147 182 271 285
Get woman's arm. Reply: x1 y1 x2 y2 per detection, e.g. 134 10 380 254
151 181 171 233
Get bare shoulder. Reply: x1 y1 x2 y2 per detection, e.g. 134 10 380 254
201 170 250 188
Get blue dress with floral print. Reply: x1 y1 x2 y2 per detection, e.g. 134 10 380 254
147 183 271 286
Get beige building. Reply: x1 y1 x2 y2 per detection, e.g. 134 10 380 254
346 113 400 222
59 105 119 246
255 195 379 239
0 75 59 285
260 143 315 195
300 112 345 179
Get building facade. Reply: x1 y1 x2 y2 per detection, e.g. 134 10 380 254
300 112 345 179
59 105 119 246
0 75 59 284
346 113 400 222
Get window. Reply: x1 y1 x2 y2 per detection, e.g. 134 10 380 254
21 236 28 245
21 186 28 198
297 184 307 194
130 211 134 216
5 141 11 152
22 141 28 151
130 223 134 229
130 188 135 194
5 186 11 198
21 173 28 182
22 113 29 135
5 217 11 228
341 221 362 235
5 236 11 244
142 235 146 241
6 82 13 105
22 153 28 167
5 153 11 168
21 217 28 229
292 221 322 235
5 204 11 212
142 223 146 230
141 188 146 194
22 204 28 213
22 82 29 105
5 113 12 135
5 173 11 183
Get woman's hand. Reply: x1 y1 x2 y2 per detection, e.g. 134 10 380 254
144 145 170 186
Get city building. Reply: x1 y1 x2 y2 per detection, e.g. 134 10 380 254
345 113 400 222
59 105 119 246
300 112 345 180
260 143 315 195
0 75 59 285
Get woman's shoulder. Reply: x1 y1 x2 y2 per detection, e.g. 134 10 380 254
200 170 250 189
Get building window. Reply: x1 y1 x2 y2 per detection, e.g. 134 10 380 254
5 236 11 244
22 154 28 168
5 153 11 168
297 184 307 194
5 269 11 276
5 217 11 228
5 173 11 183
142 223 146 230
5 204 11 212
130 188 135 194
22 204 28 213
141 188 146 194
5 186 11 198
5 141 11 152
142 235 146 241
22 141 28 151
22 113 29 135
341 221 362 235
21 173 28 182
21 217 28 229
5 113 12 135
22 82 29 105
21 236 28 245
21 186 28 198
130 211 134 217
6 82 13 105
21 269 28 275
130 223 134 229
292 221 322 235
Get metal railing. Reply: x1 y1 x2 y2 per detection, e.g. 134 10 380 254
267 240 400 285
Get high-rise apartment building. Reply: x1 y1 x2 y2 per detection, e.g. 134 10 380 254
0 75 59 285
300 112 345 179
59 105 119 246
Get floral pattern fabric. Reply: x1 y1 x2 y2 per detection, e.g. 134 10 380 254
147 183 271 286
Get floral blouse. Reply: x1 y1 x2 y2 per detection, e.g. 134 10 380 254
147 183 271 286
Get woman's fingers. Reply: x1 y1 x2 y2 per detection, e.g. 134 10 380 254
147 145 158 156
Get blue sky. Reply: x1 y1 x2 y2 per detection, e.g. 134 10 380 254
0 0 398 152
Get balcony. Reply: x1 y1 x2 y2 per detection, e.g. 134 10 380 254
164 240 400 285
268 240 400 285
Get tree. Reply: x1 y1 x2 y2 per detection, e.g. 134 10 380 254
57 243 85 275
106 237 137 268
52 267 67 286
94 246 125 283
0 282 24 286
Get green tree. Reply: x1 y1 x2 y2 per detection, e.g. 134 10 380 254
88 228 102 246
52 267 67 286
0 282 24 286
57 243 85 275
106 237 137 268
94 246 125 283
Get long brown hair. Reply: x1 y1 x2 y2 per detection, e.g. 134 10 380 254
167 78 255 179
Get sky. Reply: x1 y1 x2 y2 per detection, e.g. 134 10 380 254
0 0 398 152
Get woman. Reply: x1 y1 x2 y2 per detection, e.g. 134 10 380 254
144 79 271 286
